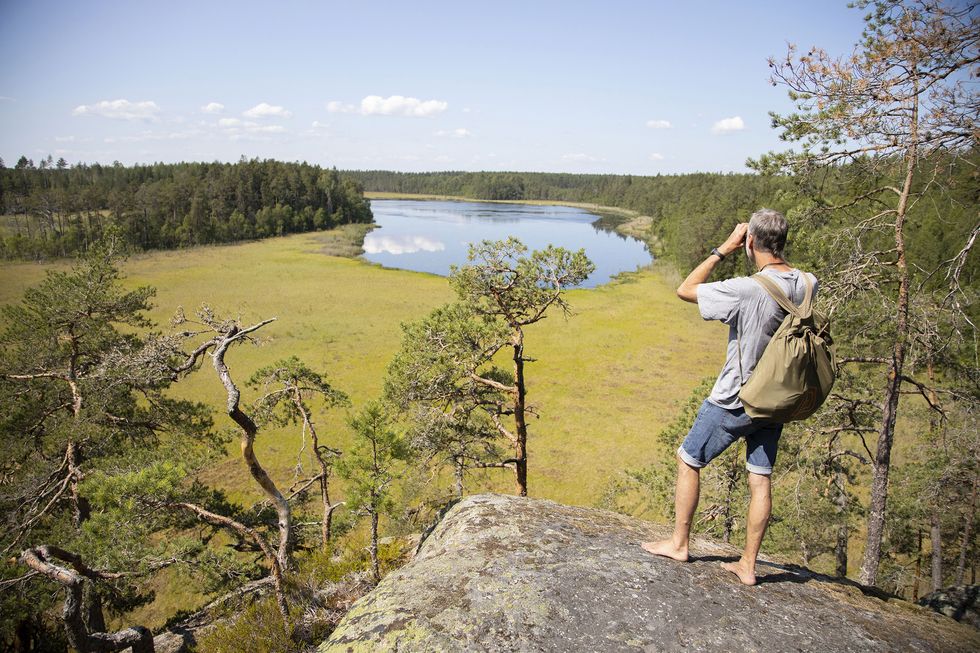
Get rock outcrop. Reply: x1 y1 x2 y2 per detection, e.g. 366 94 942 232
320 494 979 652
918 585 979 629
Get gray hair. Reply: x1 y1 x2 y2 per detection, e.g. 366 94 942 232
748 208 788 258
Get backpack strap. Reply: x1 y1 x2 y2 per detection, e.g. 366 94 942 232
751 273 812 318
735 272 814 386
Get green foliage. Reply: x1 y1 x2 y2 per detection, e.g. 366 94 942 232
194 596 298 653
450 237 594 324
248 355 350 427
384 238 595 498
598 378 750 544
336 402 409 518
750 0 979 586
0 159 373 259
880 398 978 594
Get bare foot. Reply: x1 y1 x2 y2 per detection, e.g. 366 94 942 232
721 559 757 586
640 539 688 562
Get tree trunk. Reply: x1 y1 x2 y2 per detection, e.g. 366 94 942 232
913 530 922 601
294 389 334 550
82 582 106 635
859 133 916 587
512 333 528 497
454 455 464 499
931 509 943 592
835 525 849 579
955 468 977 586
369 510 380 583
67 439 90 527
20 547 155 652
212 330 292 571
722 458 739 544
171 502 289 620
834 468 849 578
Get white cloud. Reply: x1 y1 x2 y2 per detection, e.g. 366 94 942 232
102 128 205 143
326 100 356 114
646 119 671 129
243 102 292 118
649 152 665 161
436 128 471 138
327 95 449 117
72 99 161 120
562 153 604 163
363 234 446 255
711 116 745 134
217 118 286 137
201 102 224 114
360 95 448 117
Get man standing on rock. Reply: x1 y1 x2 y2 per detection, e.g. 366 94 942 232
641 209 817 586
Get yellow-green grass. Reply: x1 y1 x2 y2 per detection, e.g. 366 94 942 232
0 226 724 626
1 223 942 618
0 228 722 509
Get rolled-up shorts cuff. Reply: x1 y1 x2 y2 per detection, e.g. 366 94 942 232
745 461 773 475
677 445 706 469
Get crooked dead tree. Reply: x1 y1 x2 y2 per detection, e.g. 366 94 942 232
249 357 350 550
755 0 978 586
172 306 293 571
19 546 154 653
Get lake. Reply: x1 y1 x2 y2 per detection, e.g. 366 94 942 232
362 200 652 288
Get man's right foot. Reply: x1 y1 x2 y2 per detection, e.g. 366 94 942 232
640 539 688 562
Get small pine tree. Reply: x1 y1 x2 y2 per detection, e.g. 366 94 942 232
336 402 409 581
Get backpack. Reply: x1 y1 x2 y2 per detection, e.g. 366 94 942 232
737 272 837 423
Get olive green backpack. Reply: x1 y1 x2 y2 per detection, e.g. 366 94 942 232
737 273 837 423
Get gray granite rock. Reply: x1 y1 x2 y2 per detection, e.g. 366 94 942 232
319 493 979 652
918 585 979 629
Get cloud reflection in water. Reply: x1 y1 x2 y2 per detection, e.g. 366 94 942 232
363 234 446 255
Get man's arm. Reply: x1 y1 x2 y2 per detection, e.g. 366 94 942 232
676 223 749 303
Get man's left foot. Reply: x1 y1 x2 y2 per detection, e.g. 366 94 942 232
721 559 757 586
640 539 688 562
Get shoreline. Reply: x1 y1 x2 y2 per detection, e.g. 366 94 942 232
364 191 659 251
364 191 640 218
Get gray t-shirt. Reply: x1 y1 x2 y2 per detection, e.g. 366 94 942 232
696 268 819 409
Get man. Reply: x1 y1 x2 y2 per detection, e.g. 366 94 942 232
641 208 817 586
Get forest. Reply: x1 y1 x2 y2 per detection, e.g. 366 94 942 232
0 1 977 651
0 158 373 259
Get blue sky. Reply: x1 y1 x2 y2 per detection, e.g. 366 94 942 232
0 1 868 174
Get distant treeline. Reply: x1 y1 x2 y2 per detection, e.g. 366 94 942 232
0 157 372 259
344 163 978 278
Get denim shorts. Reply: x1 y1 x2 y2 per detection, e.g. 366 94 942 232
678 400 783 475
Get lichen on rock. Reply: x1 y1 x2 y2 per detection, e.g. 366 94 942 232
320 493 979 652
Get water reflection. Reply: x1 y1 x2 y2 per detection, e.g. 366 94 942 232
363 200 652 288
363 234 446 255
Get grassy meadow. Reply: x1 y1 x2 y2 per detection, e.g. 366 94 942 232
0 223 722 509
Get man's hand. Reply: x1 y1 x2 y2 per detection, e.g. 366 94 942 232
718 223 749 256
676 222 749 303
